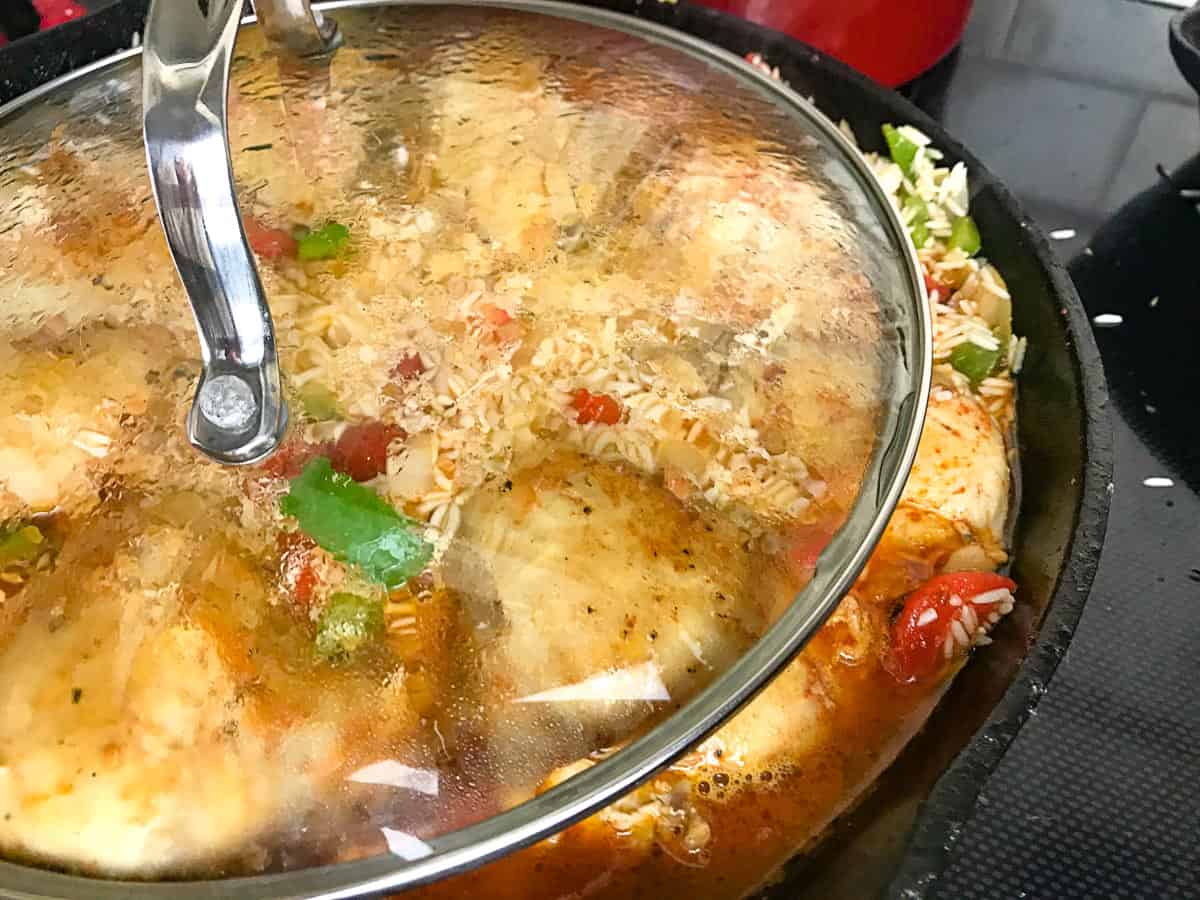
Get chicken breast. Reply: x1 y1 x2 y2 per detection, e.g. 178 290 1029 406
899 387 1011 542
443 448 791 781
458 382 1013 897
0 495 435 877
0 518 300 875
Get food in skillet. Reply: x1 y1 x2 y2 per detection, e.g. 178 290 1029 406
0 17 1020 898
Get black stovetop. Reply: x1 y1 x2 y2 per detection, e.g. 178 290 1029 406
2 1 1197 897
908 2 1200 898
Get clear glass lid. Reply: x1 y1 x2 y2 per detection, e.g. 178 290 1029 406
0 1 927 895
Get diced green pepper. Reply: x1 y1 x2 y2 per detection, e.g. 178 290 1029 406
949 215 982 256
280 457 432 589
315 592 384 660
949 342 1002 387
901 193 929 248
0 525 43 564
882 124 919 174
902 192 928 224
298 382 340 421
297 222 351 261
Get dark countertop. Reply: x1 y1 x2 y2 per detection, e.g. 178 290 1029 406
911 1 1200 897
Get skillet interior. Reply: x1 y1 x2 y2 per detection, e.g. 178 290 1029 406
0 3 1111 898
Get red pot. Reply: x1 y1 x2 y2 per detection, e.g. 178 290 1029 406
696 0 974 87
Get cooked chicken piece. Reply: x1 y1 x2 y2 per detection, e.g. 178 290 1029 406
0 496 434 877
0 125 191 342
227 28 374 219
427 72 651 254
0 326 186 520
443 448 791 780
472 385 1013 894
762 335 883 510
0 517 299 875
899 388 1010 542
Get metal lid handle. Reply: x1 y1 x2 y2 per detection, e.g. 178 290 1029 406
141 0 313 465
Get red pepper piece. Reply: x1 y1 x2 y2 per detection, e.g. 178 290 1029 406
243 214 297 260
571 389 621 426
391 352 426 381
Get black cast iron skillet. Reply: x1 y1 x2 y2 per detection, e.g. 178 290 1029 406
1170 2 1200 106
0 2 1112 898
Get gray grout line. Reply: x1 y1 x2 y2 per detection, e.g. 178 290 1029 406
959 46 1196 107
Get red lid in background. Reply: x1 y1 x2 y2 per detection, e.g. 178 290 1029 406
697 0 974 87
0 0 86 46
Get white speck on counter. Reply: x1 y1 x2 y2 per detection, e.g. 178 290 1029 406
1149 296 1160 308
393 144 409 171
1049 228 1077 240
1142 477 1174 488
1092 313 1123 327
1145 404 1158 414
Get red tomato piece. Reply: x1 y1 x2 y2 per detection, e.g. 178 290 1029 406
887 571 1017 684
391 352 426 381
259 436 324 479
923 270 952 300
329 422 405 482
243 214 297 260
479 303 513 326
278 533 318 610
571 389 621 425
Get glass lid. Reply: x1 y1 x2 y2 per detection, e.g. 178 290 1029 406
0 1 928 896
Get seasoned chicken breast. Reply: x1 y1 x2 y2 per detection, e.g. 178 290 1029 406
443 448 791 779
0 497 436 876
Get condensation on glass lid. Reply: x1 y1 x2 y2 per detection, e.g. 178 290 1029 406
0 1 922 887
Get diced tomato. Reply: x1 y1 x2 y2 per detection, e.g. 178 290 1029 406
259 436 325 479
329 421 405 482
243 214 297 260
479 303 512 326
887 571 1017 684
571 389 622 425
278 532 318 610
391 352 426 381
495 319 525 344
923 270 950 299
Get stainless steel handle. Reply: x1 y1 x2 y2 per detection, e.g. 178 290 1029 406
255 0 343 57
142 0 290 465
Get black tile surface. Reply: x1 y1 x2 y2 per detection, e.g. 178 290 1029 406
940 58 1144 214
1005 0 1193 100
915 0 1200 897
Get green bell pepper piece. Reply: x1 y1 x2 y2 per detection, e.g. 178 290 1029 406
949 342 1002 387
280 457 432 589
315 592 384 660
